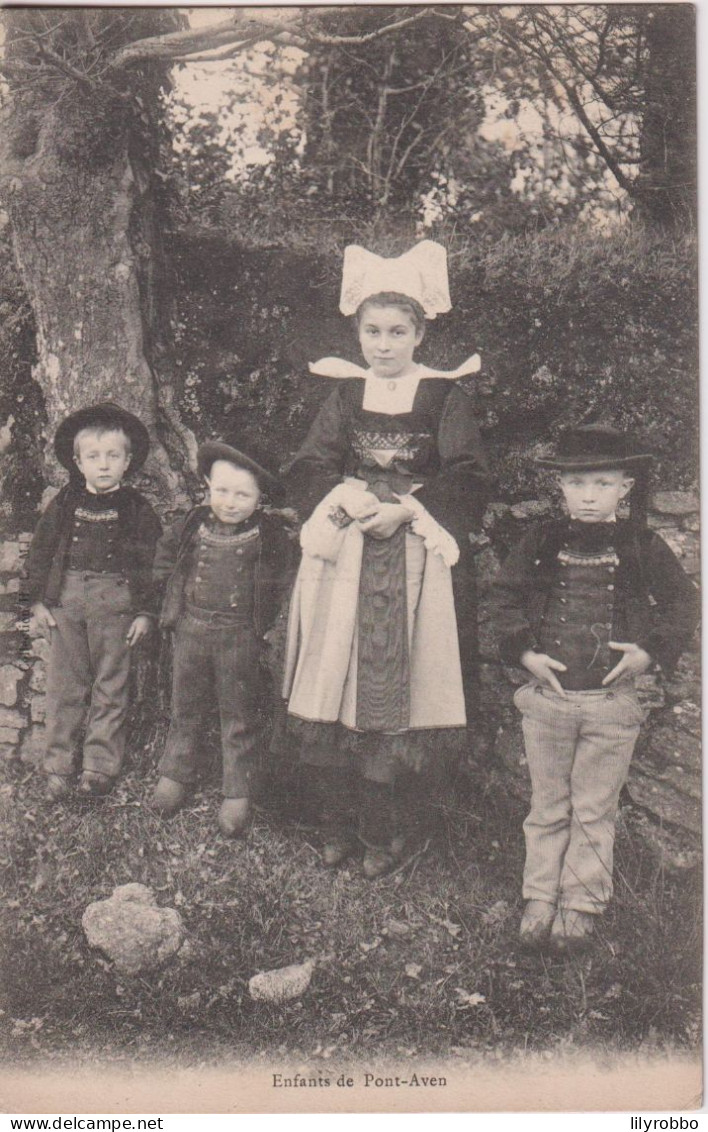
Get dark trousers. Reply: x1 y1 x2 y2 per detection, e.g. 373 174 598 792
159 609 262 798
300 744 402 849
44 571 133 780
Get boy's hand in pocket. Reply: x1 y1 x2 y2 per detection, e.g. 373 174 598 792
602 642 652 685
126 615 152 648
520 649 568 698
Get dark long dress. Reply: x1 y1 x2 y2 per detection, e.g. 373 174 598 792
284 375 490 738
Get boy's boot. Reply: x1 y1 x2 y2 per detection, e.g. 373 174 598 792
152 776 188 817
218 797 251 838
78 770 114 798
550 908 597 953
45 773 73 802
519 900 556 948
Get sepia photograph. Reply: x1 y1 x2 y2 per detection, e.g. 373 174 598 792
0 2 700 1115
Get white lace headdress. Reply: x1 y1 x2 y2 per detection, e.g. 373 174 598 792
339 240 452 320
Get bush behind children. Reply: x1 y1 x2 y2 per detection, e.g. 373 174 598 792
25 241 699 959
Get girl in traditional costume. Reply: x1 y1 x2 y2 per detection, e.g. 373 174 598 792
282 241 490 877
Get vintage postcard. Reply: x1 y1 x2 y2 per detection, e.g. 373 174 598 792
0 1 700 1117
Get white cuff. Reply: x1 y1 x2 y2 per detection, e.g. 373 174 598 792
300 483 365 562
399 494 459 567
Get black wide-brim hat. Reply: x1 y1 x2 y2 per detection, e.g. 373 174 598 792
536 424 653 472
197 440 283 500
55 401 151 474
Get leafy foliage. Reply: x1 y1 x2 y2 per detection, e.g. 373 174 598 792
164 5 695 240
297 7 486 224
167 224 697 498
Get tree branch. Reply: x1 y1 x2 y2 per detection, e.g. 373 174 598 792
310 8 439 46
108 6 444 68
108 10 303 69
491 12 636 195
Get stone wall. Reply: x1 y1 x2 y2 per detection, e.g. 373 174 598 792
0 534 46 767
2 489 699 863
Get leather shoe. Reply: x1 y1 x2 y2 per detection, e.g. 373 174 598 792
45 773 72 802
218 797 250 838
152 776 188 817
550 908 597 953
362 846 397 880
519 900 556 948
77 771 114 798
322 838 353 869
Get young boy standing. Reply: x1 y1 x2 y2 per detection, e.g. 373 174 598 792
27 402 162 800
490 425 698 952
152 441 294 837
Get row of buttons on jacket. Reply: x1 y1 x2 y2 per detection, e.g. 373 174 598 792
543 551 618 653
72 518 118 564
193 540 250 609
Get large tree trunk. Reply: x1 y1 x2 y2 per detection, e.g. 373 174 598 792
0 12 193 513
635 5 697 231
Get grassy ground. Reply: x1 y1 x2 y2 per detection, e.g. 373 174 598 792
0 742 700 1069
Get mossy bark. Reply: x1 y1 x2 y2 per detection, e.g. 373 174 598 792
0 19 192 512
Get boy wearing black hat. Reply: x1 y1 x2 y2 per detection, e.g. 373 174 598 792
26 402 162 800
490 426 698 952
152 441 295 836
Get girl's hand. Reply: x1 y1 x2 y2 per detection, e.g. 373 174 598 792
358 502 413 540
126 615 152 648
602 642 652 685
520 649 568 698
342 490 379 521
32 602 56 638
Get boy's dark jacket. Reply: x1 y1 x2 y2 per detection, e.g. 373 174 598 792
25 484 162 614
154 506 296 634
490 518 698 675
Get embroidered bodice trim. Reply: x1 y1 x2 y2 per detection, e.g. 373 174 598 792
557 549 620 568
198 522 260 548
351 429 430 468
74 506 119 523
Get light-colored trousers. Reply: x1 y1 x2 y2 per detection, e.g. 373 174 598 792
44 570 134 780
514 682 645 913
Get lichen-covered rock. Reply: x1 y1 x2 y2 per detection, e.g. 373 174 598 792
30 636 50 662
510 499 553 521
0 665 22 707
82 883 185 975
0 542 22 574
474 545 502 591
248 958 315 1003
652 491 699 516
638 723 702 776
482 502 511 529
29 663 46 694
0 707 24 731
626 766 701 836
29 695 45 723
